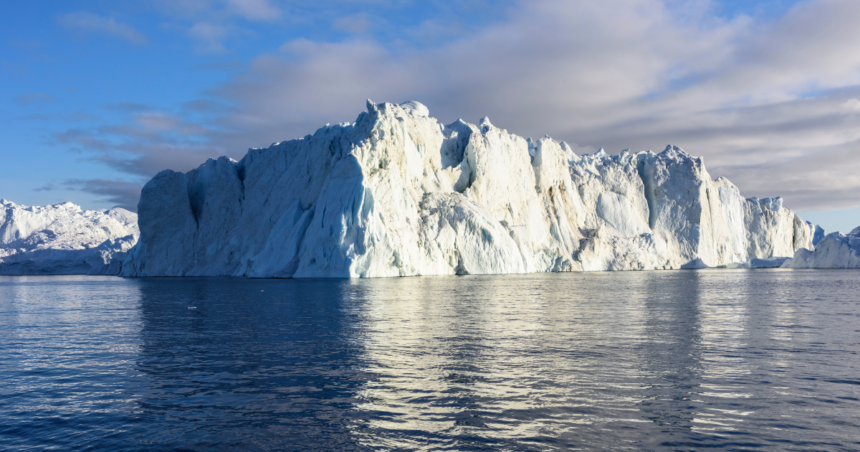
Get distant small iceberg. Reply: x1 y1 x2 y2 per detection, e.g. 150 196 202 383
783 226 860 269
0 199 138 275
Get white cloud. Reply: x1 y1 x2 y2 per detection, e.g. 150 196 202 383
63 0 860 214
155 0 282 23
188 22 229 53
225 0 281 21
59 12 148 45
211 0 860 211
215 0 745 145
153 0 281 52
332 13 375 34
840 98 860 115
14 92 57 106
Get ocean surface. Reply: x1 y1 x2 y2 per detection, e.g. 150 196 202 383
1 270 859 451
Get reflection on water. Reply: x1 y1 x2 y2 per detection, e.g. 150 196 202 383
1 270 860 451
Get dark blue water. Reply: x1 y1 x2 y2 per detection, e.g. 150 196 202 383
1 270 859 451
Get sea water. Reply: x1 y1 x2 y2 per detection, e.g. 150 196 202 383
1 270 859 451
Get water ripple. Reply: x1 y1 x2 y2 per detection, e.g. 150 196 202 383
1 270 859 450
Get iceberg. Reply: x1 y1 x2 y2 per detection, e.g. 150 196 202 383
122 100 815 278
0 199 138 275
782 226 860 269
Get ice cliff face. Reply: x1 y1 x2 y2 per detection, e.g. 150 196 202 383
783 226 860 269
0 200 138 275
122 101 815 278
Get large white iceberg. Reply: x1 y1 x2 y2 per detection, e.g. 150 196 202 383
782 226 860 269
0 199 138 275
122 100 815 278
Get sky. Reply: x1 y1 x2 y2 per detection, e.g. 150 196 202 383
1 0 859 233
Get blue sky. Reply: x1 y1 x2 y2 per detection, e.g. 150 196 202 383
2 0 859 233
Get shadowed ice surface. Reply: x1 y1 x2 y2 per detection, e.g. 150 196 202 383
1 270 859 450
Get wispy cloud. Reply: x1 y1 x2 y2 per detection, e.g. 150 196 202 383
841 98 860 115
55 128 112 152
14 92 56 106
54 108 227 178
332 13 376 34
188 22 229 53
33 179 143 211
59 12 148 45
105 102 150 113
8 39 41 51
151 0 282 52
224 0 281 21
63 179 143 212
53 0 860 214
193 59 244 71
33 183 58 192
205 0 860 212
15 111 100 122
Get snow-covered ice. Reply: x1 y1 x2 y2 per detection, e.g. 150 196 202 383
0 199 138 275
122 100 816 278
782 226 860 269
